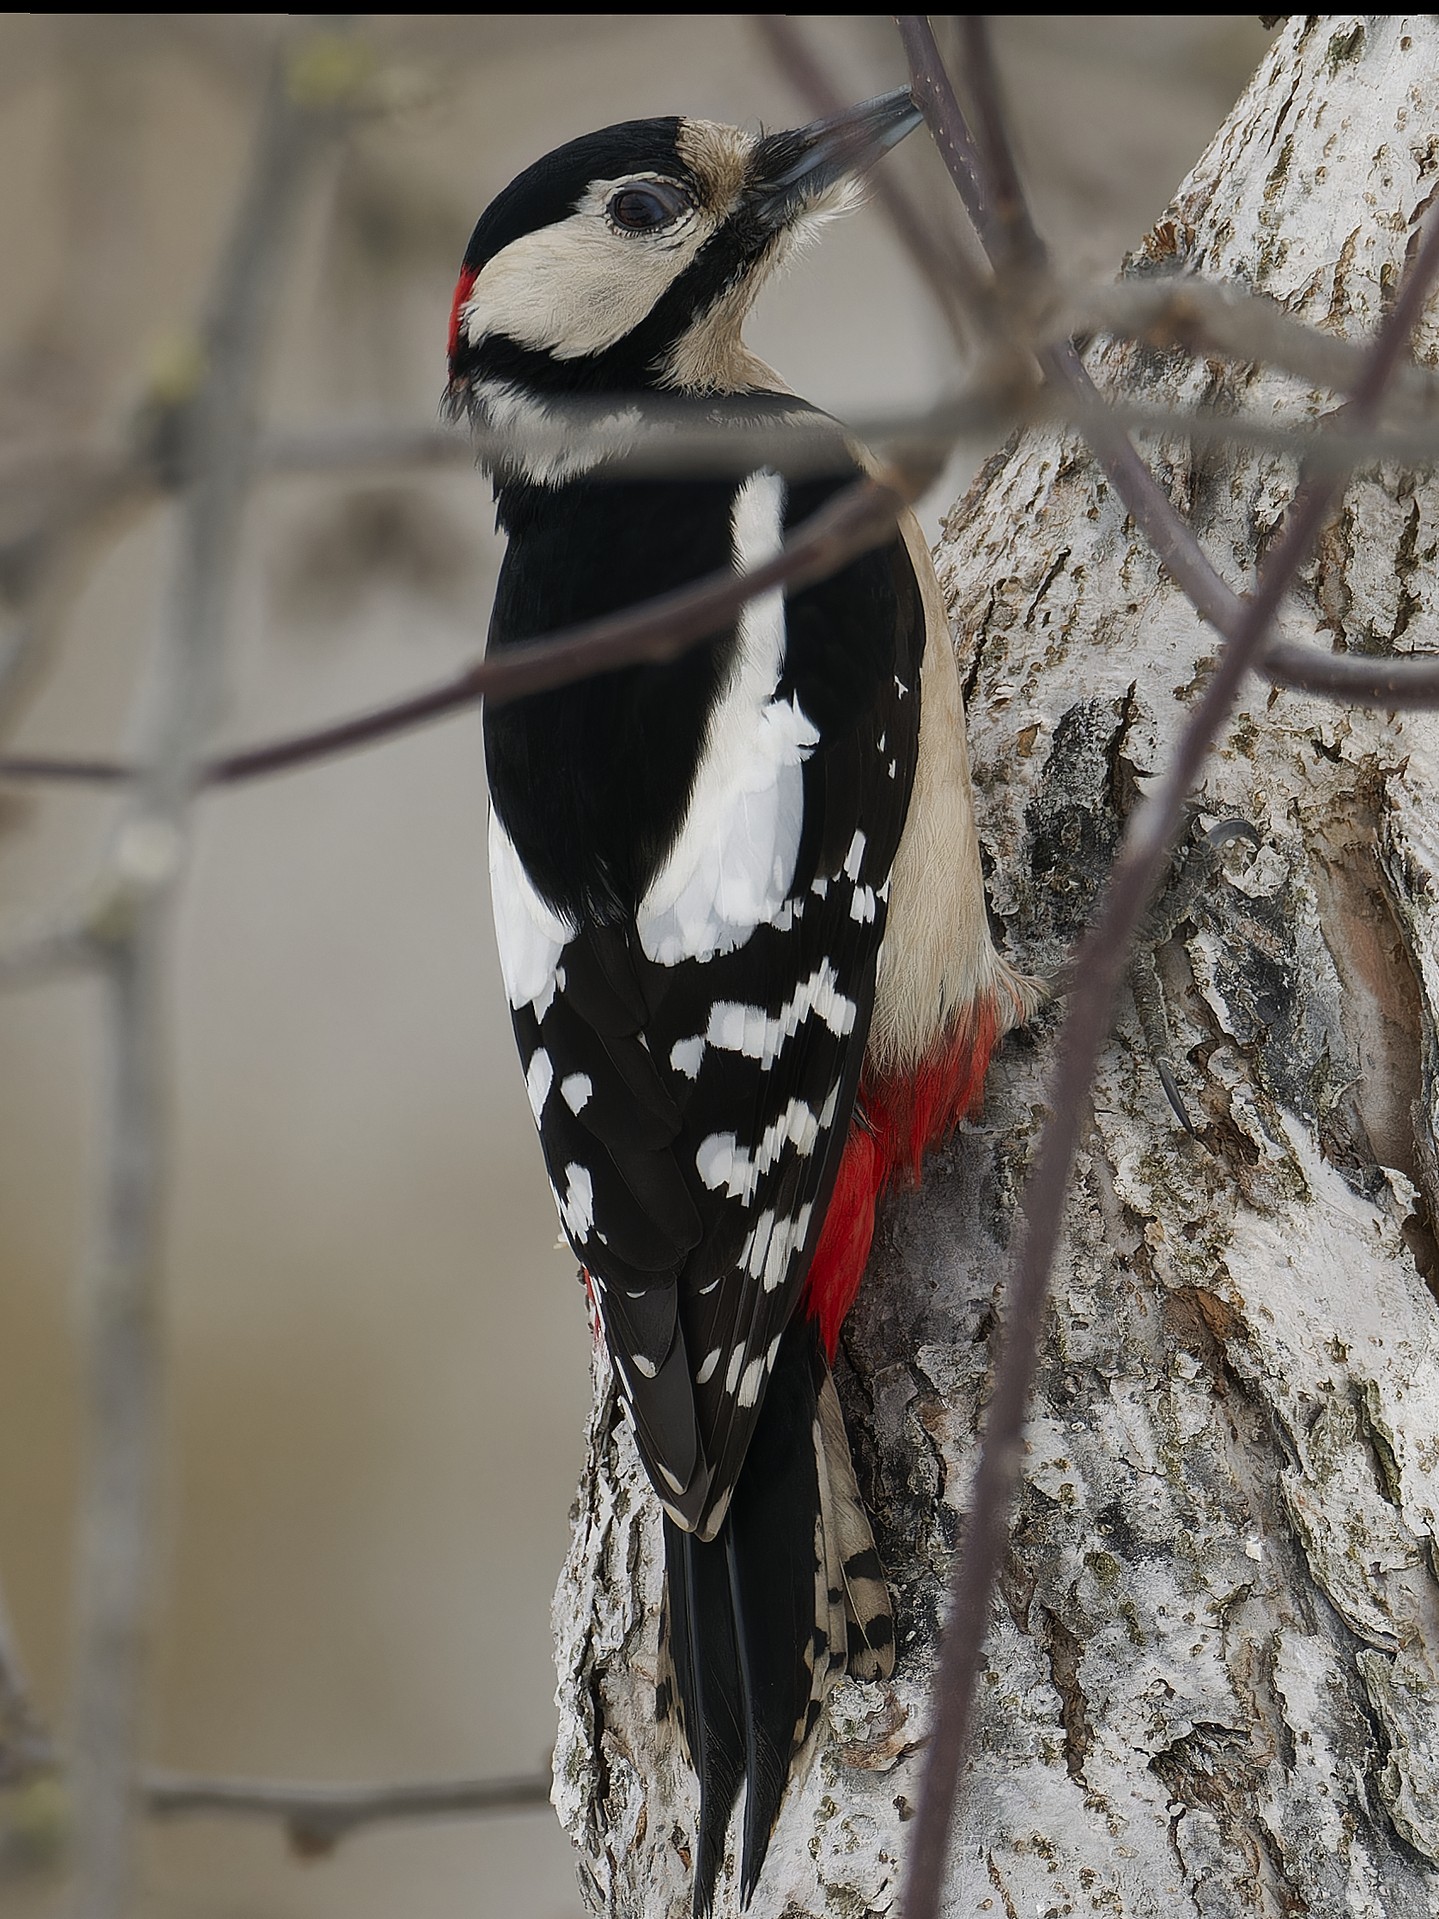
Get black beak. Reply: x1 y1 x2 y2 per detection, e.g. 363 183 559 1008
750 87 923 226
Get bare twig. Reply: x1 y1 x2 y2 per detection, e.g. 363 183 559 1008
752 16 991 340
896 15 1254 646
0 915 94 989
1081 277 1439 417
8 369 1439 800
1260 640 1439 706
0 471 918 794
0 1574 55 1783
65 34 343 1919
894 15 1439 1912
141 1768 552 1851
954 16 1043 273
894 17 989 248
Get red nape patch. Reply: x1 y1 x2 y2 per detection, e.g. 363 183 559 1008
803 996 1001 1359
447 266 478 360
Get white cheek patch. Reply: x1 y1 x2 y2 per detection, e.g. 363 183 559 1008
461 179 718 362
638 470 818 967
489 811 574 1014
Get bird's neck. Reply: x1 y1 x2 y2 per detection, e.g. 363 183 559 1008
463 364 828 504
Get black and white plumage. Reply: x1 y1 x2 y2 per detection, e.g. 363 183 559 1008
449 91 1036 1913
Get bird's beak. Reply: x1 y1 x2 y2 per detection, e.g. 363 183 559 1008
749 87 924 227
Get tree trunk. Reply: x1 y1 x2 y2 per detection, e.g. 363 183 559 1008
551 17 1439 1915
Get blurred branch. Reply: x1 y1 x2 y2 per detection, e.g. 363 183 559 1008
1083 276 1439 415
142 1768 552 1851
903 13 1245 641
64 29 349 1919
6 362 1439 804
0 469 922 795
1260 640 1439 705
0 1574 54 1785
8 360 1439 519
0 913 94 990
894 16 990 248
752 15 990 341
892 16 1439 1919
3 267 1439 515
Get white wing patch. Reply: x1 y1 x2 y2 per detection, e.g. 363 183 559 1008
561 1073 593 1114
736 1354 767 1408
704 963 857 1067
669 1035 705 1079
557 1162 595 1240
489 811 573 1014
695 1096 829 1204
525 1047 553 1121
738 1202 815 1293
637 470 818 967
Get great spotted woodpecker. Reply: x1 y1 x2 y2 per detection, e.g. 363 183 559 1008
446 90 1037 1913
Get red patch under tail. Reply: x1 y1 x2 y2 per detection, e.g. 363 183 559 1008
803 995 1001 1359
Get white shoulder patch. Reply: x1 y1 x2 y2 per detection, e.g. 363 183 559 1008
489 811 574 1013
637 470 817 967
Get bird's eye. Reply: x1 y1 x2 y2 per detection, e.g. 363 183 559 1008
609 183 689 232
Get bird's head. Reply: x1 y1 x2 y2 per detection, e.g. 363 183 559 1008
446 87 922 430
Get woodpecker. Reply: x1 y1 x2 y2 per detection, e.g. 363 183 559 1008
447 90 1037 1913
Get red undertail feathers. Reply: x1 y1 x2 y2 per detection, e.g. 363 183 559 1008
803 993 1001 1358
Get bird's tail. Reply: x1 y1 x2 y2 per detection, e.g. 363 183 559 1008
658 1319 893 1915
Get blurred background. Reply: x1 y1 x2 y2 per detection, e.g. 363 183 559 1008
0 17 1271 1918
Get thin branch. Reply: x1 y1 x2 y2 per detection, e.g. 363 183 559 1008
0 471 916 793
141 1768 552 1851
0 1572 55 1784
0 914 94 989
1260 640 1439 706
954 15 1043 273
9 378 1439 801
7 265 1439 534
895 20 1439 1915
894 17 990 248
893 18 1263 661
66 33 341 1919
1082 277 1439 417
752 15 991 340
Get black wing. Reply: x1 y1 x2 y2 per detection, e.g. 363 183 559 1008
486 458 924 1535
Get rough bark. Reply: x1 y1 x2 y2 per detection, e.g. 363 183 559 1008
551 18 1439 1917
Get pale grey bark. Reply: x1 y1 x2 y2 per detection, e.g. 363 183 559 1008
551 18 1439 1917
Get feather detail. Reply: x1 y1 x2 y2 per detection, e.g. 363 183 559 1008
658 1321 891 1915
803 986 1008 1358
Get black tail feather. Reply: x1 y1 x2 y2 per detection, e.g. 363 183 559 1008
664 1517 745 1914
662 1321 852 1914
